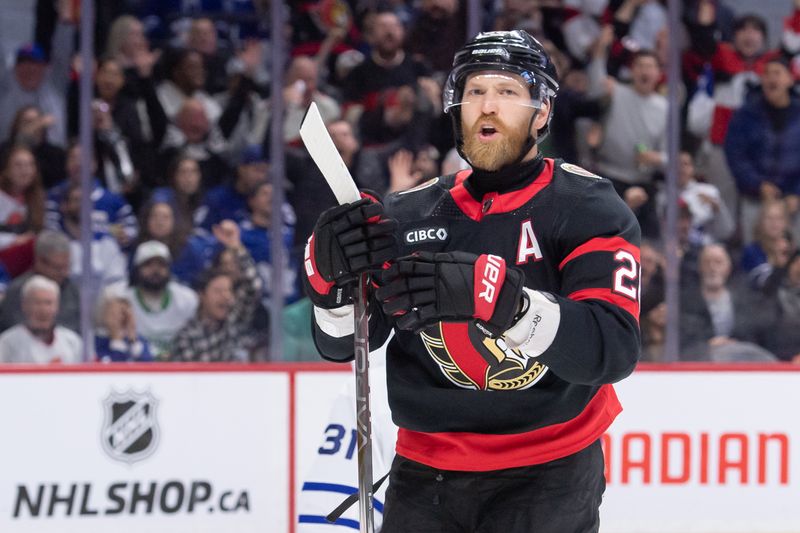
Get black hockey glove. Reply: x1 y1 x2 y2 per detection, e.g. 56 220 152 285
303 196 399 309
376 251 525 336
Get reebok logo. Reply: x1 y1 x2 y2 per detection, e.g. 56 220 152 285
404 227 448 244
529 314 542 335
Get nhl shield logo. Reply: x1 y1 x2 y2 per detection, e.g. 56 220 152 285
101 390 160 464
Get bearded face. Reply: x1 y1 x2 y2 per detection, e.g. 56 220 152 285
137 259 170 292
461 113 531 171
457 71 547 171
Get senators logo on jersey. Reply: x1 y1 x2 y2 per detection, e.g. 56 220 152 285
420 322 549 391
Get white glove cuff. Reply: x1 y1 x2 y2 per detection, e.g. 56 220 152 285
502 288 561 357
314 305 355 338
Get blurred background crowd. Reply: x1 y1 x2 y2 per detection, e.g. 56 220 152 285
0 0 798 364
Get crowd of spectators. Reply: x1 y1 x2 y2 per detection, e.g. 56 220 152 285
0 0 799 364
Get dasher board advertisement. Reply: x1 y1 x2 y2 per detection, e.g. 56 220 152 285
601 369 799 533
295 366 800 533
0 368 289 533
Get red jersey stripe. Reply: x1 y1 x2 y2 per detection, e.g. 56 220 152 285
569 287 640 322
440 323 490 389
558 236 639 271
395 384 621 471
450 159 555 221
449 169 480 220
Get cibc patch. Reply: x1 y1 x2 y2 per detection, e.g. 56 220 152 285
404 226 449 244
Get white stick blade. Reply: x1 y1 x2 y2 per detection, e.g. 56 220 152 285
299 102 360 205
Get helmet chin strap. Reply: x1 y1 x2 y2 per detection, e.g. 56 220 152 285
507 109 539 169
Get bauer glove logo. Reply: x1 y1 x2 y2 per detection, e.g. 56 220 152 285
477 254 504 305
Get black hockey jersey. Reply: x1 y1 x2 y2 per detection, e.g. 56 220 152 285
313 158 641 471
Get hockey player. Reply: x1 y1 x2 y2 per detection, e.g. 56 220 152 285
303 30 641 533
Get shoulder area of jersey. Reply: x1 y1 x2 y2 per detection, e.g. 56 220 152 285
397 176 441 195
557 162 604 181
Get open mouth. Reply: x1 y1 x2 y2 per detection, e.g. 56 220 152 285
478 124 499 140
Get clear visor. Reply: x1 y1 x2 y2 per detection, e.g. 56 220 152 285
443 71 549 114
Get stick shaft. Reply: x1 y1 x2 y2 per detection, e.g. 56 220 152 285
354 272 374 533
299 103 375 530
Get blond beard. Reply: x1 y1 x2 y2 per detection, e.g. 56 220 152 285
462 115 531 171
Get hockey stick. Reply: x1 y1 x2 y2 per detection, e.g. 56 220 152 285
300 103 376 533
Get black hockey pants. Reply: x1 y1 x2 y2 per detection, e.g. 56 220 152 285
380 439 605 533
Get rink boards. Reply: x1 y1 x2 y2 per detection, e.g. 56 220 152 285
0 363 798 533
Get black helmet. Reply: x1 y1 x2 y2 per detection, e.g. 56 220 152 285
444 30 560 162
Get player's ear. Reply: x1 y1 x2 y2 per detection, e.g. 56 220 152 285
532 98 551 132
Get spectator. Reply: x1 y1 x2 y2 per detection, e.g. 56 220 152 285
57 184 128 289
136 200 217 286
239 180 298 306
94 286 153 363
724 57 800 243
46 143 138 249
685 9 779 218
682 0 737 44
282 56 342 144
158 97 231 189
186 17 232 96
641 301 667 362
68 56 168 201
286 119 388 252
33 0 124 59
657 150 735 244
210 243 268 359
677 200 705 287
639 239 666 361
491 0 544 34
386 146 441 193
0 275 82 363
640 239 666 316
613 0 668 57
330 119 395 194
407 0 467 76
546 57 605 165
105 15 152 74
171 221 261 361
340 10 437 147
741 200 794 289
0 145 45 250
107 240 197 358
157 48 222 123
0 230 79 333
588 34 667 238
680 243 777 362
150 154 204 236
0 105 66 189
559 0 609 63
782 0 800 78
761 251 800 361
196 144 270 229
214 40 270 156
0 3 77 146
137 1 262 54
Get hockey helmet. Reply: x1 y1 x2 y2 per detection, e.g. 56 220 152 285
444 30 560 159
